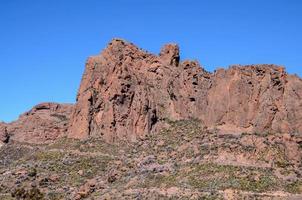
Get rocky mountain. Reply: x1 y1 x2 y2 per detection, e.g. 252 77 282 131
0 39 301 199
68 38 302 142
2 38 302 144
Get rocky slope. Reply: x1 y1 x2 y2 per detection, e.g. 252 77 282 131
69 39 302 142
0 120 301 199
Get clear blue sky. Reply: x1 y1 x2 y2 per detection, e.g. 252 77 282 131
0 0 301 122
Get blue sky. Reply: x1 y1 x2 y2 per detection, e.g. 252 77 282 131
0 0 301 122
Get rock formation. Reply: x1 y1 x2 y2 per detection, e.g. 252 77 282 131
0 122 9 146
1 39 301 143
1 103 73 144
68 38 302 142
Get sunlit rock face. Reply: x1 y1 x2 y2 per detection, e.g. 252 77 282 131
68 39 302 142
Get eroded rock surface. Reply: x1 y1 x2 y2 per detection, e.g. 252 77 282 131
4 103 73 144
68 39 302 142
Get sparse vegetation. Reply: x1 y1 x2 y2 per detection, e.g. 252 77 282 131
286 181 302 194
11 186 44 200
0 119 301 199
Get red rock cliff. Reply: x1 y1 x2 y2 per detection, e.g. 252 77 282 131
68 39 302 142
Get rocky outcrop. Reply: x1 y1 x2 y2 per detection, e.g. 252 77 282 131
68 39 302 142
1 39 301 144
3 103 73 144
0 122 9 146
204 66 302 134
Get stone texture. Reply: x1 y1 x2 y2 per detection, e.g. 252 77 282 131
68 38 302 142
4 103 73 143
0 122 9 145
205 66 302 134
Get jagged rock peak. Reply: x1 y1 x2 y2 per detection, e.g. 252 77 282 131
106 38 141 53
68 38 302 142
160 43 180 66
101 38 150 59
101 38 181 67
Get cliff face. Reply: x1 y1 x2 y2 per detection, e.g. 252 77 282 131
68 39 302 142
205 66 302 134
1 39 301 143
